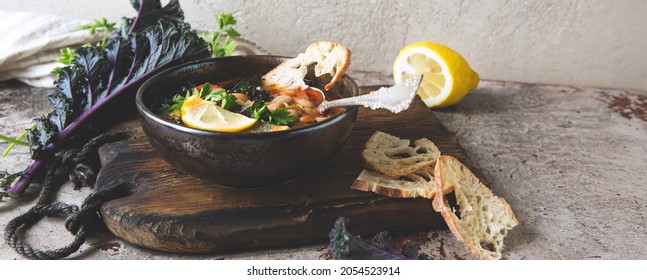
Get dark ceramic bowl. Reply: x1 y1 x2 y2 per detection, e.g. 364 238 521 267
136 55 359 188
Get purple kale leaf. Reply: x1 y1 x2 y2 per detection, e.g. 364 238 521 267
5 0 209 198
329 217 425 260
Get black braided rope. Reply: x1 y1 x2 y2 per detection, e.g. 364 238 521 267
65 183 134 234
4 204 87 260
4 132 132 260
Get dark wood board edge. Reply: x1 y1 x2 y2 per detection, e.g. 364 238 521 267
102 195 446 253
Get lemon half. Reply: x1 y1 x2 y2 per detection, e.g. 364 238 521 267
393 41 479 108
181 95 257 132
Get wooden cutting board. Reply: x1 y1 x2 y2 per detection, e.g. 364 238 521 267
95 86 476 254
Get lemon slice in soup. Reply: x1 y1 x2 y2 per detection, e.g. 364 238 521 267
181 95 257 132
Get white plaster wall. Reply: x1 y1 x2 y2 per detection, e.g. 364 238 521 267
2 0 646 91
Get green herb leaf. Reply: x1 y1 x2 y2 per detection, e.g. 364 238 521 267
241 101 295 126
212 39 238 57
51 48 76 75
56 48 76 65
224 27 240 38
80 17 116 35
80 17 117 50
220 94 238 111
197 83 213 99
161 91 189 117
269 108 295 125
216 12 236 29
203 12 240 58
254 105 270 120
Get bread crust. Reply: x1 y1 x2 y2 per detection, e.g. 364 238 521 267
432 155 519 260
352 132 449 199
362 131 441 178
261 41 351 92
351 167 452 199
307 41 351 90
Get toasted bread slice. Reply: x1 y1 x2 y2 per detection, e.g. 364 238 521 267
261 41 351 91
432 155 519 260
351 166 452 199
362 131 441 178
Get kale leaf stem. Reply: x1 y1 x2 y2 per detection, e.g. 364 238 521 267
7 152 45 198
6 109 87 197
7 82 114 197
7 85 128 197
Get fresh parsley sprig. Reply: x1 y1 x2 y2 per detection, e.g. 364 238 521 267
242 101 295 126
51 47 76 75
200 12 241 57
267 108 295 125
195 83 239 111
161 92 189 120
80 17 117 49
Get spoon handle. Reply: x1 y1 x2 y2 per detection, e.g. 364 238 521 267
318 75 422 114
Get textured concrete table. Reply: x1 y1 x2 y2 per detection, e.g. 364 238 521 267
1 71 646 260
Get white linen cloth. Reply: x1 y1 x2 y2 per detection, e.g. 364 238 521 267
0 11 100 88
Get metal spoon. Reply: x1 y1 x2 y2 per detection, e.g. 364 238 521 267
317 75 423 114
